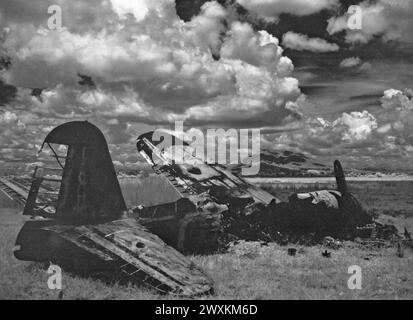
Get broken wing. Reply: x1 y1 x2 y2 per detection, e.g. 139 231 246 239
15 218 213 297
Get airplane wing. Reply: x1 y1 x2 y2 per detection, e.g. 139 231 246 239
15 218 213 297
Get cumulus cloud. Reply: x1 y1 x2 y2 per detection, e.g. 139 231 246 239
0 111 26 134
2 0 302 127
376 88 413 146
381 89 413 111
184 1 227 56
266 88 413 169
309 111 378 147
282 32 339 52
339 57 362 68
0 0 306 168
327 0 413 44
339 57 372 72
332 111 378 143
263 110 377 161
237 0 339 22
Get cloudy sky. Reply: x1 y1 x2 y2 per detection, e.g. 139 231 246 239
0 0 412 173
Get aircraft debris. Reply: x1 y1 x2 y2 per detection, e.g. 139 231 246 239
135 132 374 251
288 248 297 256
13 121 213 297
134 131 279 254
322 250 332 258
0 177 28 207
323 236 343 250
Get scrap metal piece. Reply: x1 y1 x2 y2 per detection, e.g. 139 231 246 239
0 177 28 207
322 250 332 258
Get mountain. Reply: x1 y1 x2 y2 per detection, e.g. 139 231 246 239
231 150 331 177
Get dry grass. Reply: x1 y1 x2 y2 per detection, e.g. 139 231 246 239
0 191 18 209
196 242 413 300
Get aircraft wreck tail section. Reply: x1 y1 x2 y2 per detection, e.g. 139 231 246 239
277 160 372 239
42 121 126 223
333 160 369 226
334 160 348 195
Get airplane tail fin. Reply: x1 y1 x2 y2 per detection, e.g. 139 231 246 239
24 121 126 223
334 160 348 195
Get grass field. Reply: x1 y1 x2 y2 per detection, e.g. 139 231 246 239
0 178 412 300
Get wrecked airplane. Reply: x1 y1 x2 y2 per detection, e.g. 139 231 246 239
6 122 377 296
14 121 213 297
134 131 280 254
134 131 372 250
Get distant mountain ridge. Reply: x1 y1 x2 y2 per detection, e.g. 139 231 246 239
231 150 331 177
